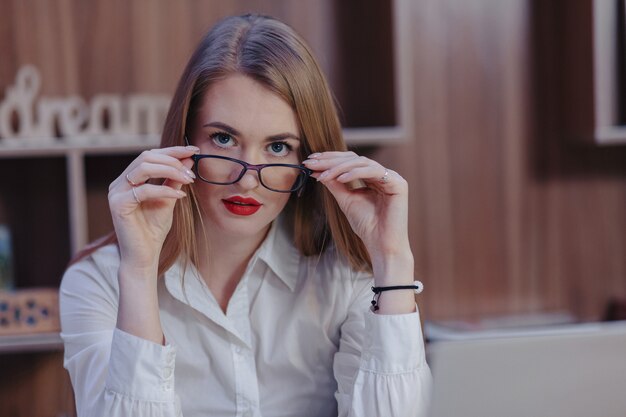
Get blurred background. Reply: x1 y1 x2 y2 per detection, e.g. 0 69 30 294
0 0 625 416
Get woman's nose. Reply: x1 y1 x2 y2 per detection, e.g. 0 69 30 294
236 168 261 190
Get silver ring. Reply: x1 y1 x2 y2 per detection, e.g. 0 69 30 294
126 173 139 187
131 187 141 204
379 168 389 184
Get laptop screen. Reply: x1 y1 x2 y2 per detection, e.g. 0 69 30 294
427 321 626 417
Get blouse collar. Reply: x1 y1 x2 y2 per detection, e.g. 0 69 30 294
255 214 301 292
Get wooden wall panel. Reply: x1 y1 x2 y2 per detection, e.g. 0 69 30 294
0 0 339 96
375 0 536 319
531 0 626 320
373 0 626 321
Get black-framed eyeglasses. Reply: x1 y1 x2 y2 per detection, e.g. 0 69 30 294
190 153 313 193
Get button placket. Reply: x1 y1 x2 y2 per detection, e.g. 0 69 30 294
229 256 262 416
162 348 175 391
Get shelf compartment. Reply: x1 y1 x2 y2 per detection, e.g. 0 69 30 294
0 157 70 287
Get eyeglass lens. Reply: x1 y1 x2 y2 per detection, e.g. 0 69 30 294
196 157 305 192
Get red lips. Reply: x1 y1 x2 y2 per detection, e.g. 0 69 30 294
222 196 262 216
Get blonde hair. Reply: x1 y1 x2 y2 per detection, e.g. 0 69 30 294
73 14 371 275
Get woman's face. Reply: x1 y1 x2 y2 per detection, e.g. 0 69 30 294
189 73 302 241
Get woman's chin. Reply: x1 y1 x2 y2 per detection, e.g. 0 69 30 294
205 211 273 242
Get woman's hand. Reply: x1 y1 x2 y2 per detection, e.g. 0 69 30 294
108 146 199 273
304 151 417 313
303 151 412 269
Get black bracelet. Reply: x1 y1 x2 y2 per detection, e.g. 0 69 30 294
370 280 423 311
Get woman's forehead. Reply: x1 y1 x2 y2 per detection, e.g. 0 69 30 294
197 74 299 138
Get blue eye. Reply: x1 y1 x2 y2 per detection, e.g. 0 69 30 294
271 143 284 153
211 132 234 147
268 141 292 156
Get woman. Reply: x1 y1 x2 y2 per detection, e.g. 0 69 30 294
61 14 431 417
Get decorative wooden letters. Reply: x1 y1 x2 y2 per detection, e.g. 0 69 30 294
0 66 171 146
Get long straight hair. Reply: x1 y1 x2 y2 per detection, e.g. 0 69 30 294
73 14 372 275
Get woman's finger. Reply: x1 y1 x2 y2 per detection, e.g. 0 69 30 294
304 154 369 171
129 147 198 172
303 154 356 170
309 156 380 182
125 161 195 187
334 166 389 183
148 145 200 158
131 148 197 173
111 146 198 190
307 151 356 159
162 157 196 190
124 183 187 205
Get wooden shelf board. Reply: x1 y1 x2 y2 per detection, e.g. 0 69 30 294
344 126 407 145
0 127 407 157
0 332 63 354
595 126 626 145
0 135 160 157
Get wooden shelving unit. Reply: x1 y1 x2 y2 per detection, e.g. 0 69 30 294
0 136 160 255
590 0 626 144
560 0 626 145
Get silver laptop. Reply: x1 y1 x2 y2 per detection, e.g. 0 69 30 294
427 321 626 417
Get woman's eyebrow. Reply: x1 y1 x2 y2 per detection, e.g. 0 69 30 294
265 133 301 143
203 121 300 143
203 121 240 136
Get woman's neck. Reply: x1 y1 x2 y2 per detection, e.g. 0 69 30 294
194 221 271 311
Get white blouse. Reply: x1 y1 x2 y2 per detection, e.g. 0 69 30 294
60 217 432 417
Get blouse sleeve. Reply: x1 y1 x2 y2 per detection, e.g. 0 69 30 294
59 250 182 417
333 275 432 417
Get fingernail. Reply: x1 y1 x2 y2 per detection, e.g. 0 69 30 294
177 190 187 197
303 159 318 165
319 171 329 179
186 145 200 152
185 169 196 178
308 153 321 158
183 174 194 182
